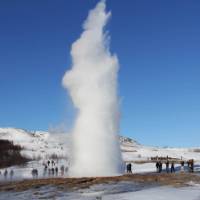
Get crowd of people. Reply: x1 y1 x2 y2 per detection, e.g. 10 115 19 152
155 161 175 173
0 159 69 180
31 159 69 179
155 159 194 173
0 158 196 180
0 169 14 180
126 159 195 174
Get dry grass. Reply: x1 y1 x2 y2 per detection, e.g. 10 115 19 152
0 173 199 192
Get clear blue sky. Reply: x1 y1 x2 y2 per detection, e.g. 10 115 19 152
0 0 200 147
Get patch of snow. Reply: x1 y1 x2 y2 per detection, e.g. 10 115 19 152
103 185 200 200
0 128 71 160
1 182 200 200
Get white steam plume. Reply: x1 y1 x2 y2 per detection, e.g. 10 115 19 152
62 0 123 177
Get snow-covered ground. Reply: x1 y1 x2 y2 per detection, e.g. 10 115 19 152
79 183 200 200
0 159 70 182
0 128 71 160
103 185 200 200
1 127 200 199
1 181 200 200
1 127 200 181
0 127 200 182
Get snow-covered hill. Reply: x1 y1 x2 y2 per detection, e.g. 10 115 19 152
0 127 200 162
0 128 71 160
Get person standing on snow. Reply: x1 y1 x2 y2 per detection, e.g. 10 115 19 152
165 161 169 173
171 162 175 173
156 162 159 173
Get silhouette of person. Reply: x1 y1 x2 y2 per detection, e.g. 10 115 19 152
166 161 169 173
159 162 162 173
55 167 58 176
127 163 132 173
171 162 175 173
156 162 159 173
10 170 14 179
4 169 8 179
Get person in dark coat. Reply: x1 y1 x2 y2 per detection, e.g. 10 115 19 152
48 168 51 176
31 169 38 178
55 167 58 176
51 168 55 176
51 160 55 167
180 161 184 172
166 161 169 173
171 162 175 173
10 170 14 179
156 162 159 173
159 162 162 173
43 165 48 176
127 163 132 173
60 165 65 176
190 160 194 173
4 169 8 179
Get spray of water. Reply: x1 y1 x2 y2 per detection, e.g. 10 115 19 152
62 0 123 177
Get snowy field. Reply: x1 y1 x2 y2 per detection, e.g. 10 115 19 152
1 128 200 199
1 181 200 200
0 160 156 182
1 128 200 182
1 159 200 182
0 159 70 182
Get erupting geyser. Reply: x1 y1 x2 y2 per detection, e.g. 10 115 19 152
62 0 123 177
